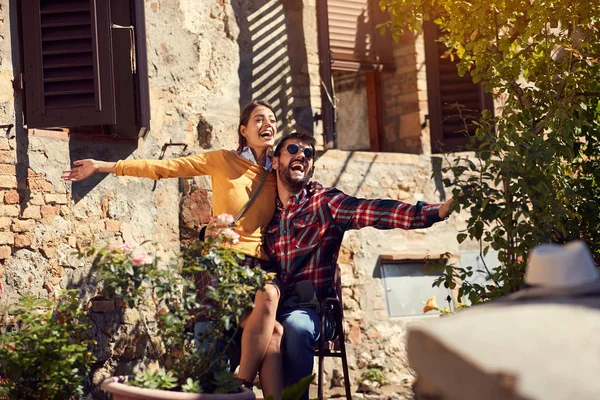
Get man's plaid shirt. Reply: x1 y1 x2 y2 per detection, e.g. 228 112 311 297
264 185 444 306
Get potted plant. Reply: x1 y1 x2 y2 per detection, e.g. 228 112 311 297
88 214 311 399
0 290 96 400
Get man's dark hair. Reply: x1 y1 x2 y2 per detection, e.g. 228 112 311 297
273 132 317 157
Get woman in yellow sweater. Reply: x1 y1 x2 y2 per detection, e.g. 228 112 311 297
62 100 283 397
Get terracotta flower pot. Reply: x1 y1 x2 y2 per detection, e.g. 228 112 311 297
102 376 256 400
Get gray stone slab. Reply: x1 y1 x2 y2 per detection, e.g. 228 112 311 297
407 298 600 400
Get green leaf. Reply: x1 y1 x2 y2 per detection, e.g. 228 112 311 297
280 374 315 400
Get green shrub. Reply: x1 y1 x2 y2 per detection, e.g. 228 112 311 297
0 290 95 400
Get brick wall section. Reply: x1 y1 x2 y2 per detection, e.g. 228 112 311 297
0 137 129 299
380 32 428 155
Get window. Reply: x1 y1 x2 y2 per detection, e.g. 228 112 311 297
18 0 150 139
380 257 453 317
424 23 494 153
327 0 394 151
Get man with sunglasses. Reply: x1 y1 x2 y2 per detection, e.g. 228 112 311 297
266 132 455 399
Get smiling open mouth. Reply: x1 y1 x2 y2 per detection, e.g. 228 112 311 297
260 130 273 139
290 161 306 172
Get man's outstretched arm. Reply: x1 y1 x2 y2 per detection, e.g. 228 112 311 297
326 189 454 231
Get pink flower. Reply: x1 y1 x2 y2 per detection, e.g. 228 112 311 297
132 253 154 267
221 228 240 244
109 242 137 253
215 213 235 227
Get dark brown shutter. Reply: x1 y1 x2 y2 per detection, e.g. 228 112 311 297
21 0 116 129
328 0 393 70
425 23 493 153
132 0 150 137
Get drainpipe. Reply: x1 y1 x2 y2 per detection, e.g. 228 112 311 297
315 0 336 149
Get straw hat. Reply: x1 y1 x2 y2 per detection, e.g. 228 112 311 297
509 240 600 300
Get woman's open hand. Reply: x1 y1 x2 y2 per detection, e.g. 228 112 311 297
61 159 99 182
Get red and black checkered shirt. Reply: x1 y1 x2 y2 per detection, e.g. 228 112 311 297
264 185 445 306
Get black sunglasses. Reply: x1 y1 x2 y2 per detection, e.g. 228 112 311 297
286 143 314 159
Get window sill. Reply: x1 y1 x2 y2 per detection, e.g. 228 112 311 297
28 128 138 145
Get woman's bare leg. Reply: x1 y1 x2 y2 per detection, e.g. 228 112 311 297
259 321 284 398
238 283 280 386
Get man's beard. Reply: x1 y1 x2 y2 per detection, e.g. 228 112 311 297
279 161 314 194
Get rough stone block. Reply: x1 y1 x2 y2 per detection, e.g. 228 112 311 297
41 205 60 218
0 232 14 245
0 205 19 217
181 188 212 229
0 176 17 189
121 308 141 325
60 205 71 216
41 244 58 259
14 234 33 248
29 192 45 205
338 246 354 264
0 139 10 151
27 168 41 178
4 190 19 204
43 281 54 293
28 178 53 192
0 164 16 175
44 193 69 205
342 287 353 299
21 206 41 220
348 321 362 345
0 151 14 164
0 246 11 259
366 327 380 340
0 217 11 229
12 219 36 232
105 219 121 232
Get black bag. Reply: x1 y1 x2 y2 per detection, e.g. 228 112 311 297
198 225 207 241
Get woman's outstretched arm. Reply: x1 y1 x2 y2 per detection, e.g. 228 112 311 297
61 159 116 182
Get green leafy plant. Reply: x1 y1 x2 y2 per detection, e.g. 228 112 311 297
359 368 388 386
0 290 95 400
380 0 600 303
127 368 178 390
89 213 274 394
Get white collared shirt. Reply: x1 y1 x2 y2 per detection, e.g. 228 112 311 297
234 146 272 171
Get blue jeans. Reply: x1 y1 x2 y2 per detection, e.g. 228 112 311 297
278 307 334 400
194 321 230 365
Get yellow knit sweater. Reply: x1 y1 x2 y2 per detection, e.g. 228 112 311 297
115 149 276 260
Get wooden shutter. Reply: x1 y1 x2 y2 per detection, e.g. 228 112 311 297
132 0 150 137
328 0 393 70
425 23 494 153
21 0 116 129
